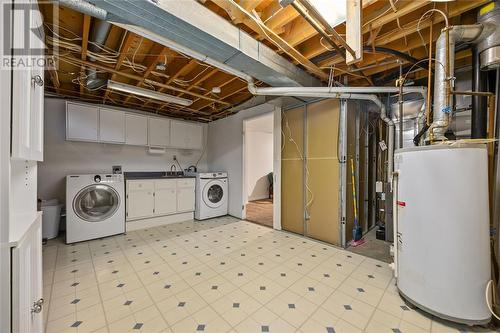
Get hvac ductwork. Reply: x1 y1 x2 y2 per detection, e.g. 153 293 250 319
429 24 496 141
430 3 500 141
86 19 112 90
477 2 500 70
57 0 108 20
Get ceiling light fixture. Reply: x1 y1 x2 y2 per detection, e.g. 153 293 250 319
107 80 193 106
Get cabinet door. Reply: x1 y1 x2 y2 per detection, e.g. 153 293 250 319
11 3 32 160
125 113 148 146
12 216 43 333
99 108 125 143
29 5 44 161
177 179 195 212
66 103 99 142
126 181 154 220
170 120 203 150
148 117 170 147
154 180 177 215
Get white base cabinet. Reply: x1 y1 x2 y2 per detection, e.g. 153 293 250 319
11 214 43 333
126 178 195 222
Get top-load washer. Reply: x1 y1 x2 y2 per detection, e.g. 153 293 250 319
189 172 228 220
66 174 125 243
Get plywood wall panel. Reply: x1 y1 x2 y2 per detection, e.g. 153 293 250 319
306 99 341 246
281 106 305 235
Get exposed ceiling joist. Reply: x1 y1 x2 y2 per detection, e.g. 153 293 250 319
210 0 328 81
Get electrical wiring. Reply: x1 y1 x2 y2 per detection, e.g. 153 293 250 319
225 0 322 77
486 280 500 320
282 110 315 211
416 8 450 55
130 37 145 73
362 0 399 28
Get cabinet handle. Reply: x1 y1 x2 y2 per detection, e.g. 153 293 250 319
32 75 44 87
31 298 44 314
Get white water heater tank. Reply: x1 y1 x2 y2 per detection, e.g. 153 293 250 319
394 145 491 324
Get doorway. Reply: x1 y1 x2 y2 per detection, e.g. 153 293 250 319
243 113 274 228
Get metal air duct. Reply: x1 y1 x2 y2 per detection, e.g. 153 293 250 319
86 19 111 90
477 2 500 70
429 24 494 141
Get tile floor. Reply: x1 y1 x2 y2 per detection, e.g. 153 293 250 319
43 217 496 333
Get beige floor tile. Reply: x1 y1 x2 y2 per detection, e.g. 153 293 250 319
98 274 143 301
156 288 208 326
240 276 285 305
145 273 191 303
46 303 107 333
107 305 167 333
48 286 102 322
102 287 154 323
321 290 375 330
42 219 485 333
211 289 262 326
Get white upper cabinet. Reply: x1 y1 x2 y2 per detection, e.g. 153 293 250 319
125 113 148 146
11 0 44 161
170 120 203 150
64 102 203 150
99 108 125 144
66 102 99 142
148 117 170 147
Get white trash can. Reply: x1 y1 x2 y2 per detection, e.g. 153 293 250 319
41 199 63 239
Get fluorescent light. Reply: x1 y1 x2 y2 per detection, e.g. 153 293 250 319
107 80 193 106
308 0 346 27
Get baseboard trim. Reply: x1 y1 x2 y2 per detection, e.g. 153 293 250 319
125 212 194 231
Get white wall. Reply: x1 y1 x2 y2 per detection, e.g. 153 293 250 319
207 103 277 218
38 98 208 204
244 114 273 202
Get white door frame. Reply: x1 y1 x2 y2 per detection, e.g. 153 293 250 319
241 108 281 230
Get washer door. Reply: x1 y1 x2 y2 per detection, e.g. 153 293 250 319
202 180 226 208
73 184 120 222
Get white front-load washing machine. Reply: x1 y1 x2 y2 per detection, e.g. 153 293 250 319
191 172 228 220
66 174 125 243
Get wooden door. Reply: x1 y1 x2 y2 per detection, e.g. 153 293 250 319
281 106 305 235
306 100 341 245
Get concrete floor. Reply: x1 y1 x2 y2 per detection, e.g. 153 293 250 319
347 227 391 263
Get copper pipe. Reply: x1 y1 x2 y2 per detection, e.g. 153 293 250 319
426 18 433 127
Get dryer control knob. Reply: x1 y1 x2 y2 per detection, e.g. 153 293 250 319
94 175 101 183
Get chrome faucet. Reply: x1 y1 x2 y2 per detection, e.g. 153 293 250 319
170 164 177 172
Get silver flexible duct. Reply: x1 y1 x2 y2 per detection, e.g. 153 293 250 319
429 25 486 140
86 19 112 90
57 0 108 20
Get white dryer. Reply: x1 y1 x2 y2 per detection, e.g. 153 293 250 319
66 174 125 243
192 172 228 220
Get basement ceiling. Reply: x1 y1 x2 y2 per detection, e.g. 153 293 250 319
41 0 488 122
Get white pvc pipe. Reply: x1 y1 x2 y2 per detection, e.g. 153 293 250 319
247 83 427 186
